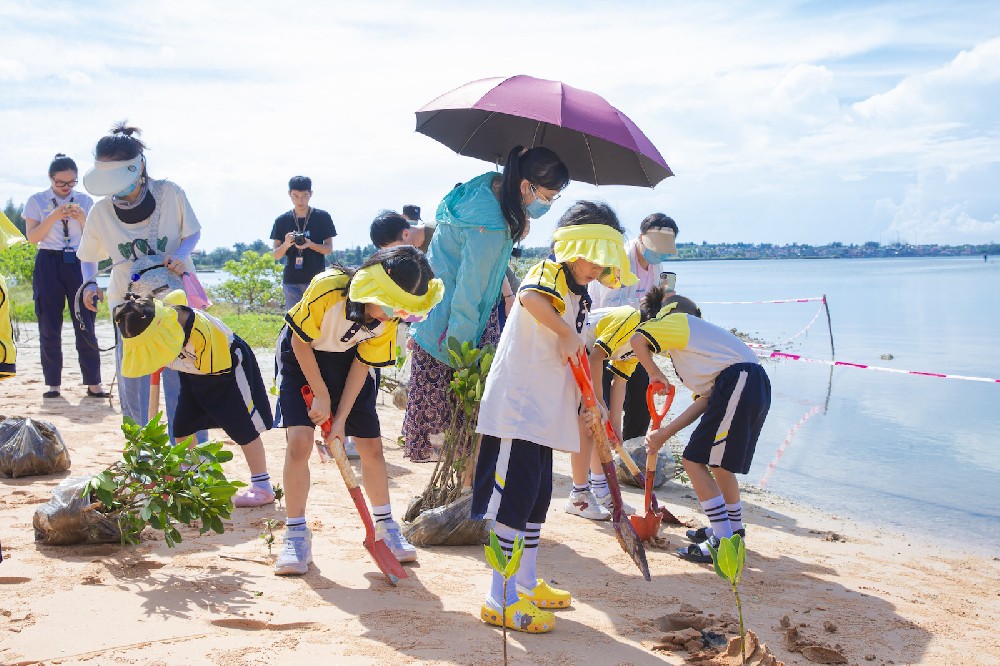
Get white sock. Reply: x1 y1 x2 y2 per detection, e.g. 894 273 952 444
250 472 272 494
516 522 541 591
590 472 610 498
372 503 393 525
726 501 744 533
701 495 733 540
285 516 306 530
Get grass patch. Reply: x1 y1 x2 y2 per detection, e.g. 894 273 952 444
6 282 111 324
217 311 285 349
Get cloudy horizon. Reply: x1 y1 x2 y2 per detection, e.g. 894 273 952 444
2 0 998 251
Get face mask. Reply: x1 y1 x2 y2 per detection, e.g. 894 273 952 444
642 247 670 265
115 178 141 198
525 198 552 219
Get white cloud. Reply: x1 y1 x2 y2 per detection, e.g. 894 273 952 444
1 1 999 249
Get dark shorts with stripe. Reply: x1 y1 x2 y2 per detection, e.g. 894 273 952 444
273 326 381 438
471 435 553 531
684 362 771 474
174 336 274 445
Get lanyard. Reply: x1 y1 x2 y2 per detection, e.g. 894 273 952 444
293 207 312 233
51 196 75 246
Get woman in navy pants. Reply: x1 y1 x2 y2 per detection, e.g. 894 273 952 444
23 154 107 399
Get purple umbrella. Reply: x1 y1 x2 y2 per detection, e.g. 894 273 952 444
416 75 673 188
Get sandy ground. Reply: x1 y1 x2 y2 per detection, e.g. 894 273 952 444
1 323 1000 666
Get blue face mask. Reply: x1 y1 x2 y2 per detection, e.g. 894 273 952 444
115 178 141 198
642 247 670 265
525 198 552 219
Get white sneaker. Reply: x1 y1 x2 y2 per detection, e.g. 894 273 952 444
344 436 361 461
564 490 611 521
596 491 636 516
274 526 313 575
375 519 418 563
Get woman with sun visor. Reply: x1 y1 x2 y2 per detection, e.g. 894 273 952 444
77 122 208 446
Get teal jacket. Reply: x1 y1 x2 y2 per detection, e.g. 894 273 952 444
413 172 512 364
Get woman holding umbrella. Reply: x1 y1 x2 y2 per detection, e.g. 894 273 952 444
402 145 569 462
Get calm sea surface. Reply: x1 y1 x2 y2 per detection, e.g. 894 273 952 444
668 256 1000 549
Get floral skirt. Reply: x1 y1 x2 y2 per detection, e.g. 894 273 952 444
402 303 501 462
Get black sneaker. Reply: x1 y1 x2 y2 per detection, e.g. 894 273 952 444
685 527 746 543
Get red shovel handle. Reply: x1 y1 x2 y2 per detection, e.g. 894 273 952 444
301 385 332 439
646 381 675 431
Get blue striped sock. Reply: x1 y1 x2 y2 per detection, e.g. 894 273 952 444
701 495 733 539
250 472 272 493
286 516 306 530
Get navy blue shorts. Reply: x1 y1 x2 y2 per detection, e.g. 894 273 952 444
273 327 381 438
471 435 553 531
683 363 771 474
175 336 274 445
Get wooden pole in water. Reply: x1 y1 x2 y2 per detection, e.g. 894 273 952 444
823 294 835 359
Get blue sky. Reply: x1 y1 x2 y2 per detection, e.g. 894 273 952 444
2 0 999 250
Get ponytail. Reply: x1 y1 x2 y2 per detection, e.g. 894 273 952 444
95 121 148 162
113 295 156 338
499 145 570 242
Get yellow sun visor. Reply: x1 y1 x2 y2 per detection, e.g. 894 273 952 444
348 264 444 320
552 224 638 288
120 299 185 377
0 211 26 252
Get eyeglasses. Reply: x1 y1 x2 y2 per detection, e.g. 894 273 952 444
52 178 78 188
530 183 561 205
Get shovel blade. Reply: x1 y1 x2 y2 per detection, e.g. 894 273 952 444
364 535 407 586
603 461 651 581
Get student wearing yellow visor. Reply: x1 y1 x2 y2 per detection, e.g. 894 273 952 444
115 290 276 508
273 244 443 576
471 201 636 633
1 211 27 379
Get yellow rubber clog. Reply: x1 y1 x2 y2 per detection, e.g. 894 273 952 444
517 579 573 609
480 598 555 633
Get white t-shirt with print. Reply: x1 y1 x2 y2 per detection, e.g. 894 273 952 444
23 189 94 251
77 180 201 311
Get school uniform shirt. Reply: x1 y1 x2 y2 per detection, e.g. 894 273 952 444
77 180 201 310
587 238 660 309
476 260 592 453
635 311 759 398
23 189 94 250
284 269 398 367
0 275 14 378
167 308 236 375
586 306 641 379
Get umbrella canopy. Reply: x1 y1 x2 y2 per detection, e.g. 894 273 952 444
415 75 673 188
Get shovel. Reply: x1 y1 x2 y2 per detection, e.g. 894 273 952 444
301 385 406 586
629 382 676 541
569 352 650 581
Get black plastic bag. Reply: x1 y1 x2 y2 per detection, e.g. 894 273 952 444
33 476 122 545
0 417 71 478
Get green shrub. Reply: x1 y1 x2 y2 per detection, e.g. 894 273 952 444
214 250 282 311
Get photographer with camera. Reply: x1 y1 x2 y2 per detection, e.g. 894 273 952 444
271 176 336 309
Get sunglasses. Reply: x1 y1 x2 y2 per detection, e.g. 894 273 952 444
52 178 78 188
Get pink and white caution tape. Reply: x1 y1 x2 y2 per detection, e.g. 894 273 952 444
760 405 821 488
700 296 825 305
756 350 1000 384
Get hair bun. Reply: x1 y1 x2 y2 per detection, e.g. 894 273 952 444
54 152 66 159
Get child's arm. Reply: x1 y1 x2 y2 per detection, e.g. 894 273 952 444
608 375 626 440
327 357 371 445
291 333 331 426
645 395 708 453
630 332 669 390
520 291 584 363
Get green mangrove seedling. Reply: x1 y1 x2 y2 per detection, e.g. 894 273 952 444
484 530 525 666
708 533 749 665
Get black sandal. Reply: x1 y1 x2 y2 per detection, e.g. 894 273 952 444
86 389 112 398
676 541 715 564
686 527 745 543
42 390 61 399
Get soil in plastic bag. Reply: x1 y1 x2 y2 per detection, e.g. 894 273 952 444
614 436 675 489
402 492 490 546
0 416 72 478
33 476 122 546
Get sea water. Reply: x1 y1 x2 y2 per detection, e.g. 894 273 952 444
669 256 1000 550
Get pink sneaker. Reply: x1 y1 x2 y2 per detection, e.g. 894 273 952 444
233 487 276 508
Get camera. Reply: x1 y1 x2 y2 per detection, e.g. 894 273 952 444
292 232 307 246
